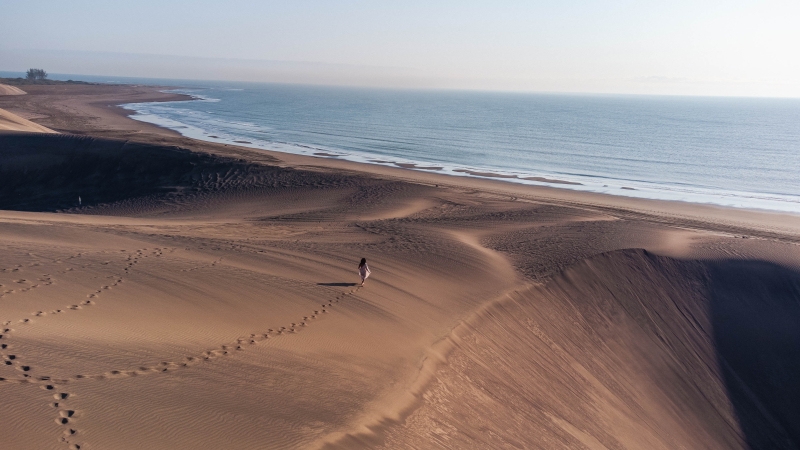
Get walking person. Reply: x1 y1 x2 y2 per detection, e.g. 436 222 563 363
358 258 371 287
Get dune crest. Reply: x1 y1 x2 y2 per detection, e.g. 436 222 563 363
0 84 27 96
377 249 800 449
0 108 56 133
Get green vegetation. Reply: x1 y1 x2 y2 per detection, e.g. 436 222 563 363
26 68 48 81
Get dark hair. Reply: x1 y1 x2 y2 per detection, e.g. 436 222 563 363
359 258 367 267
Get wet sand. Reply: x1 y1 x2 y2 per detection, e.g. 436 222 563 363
1 84 799 449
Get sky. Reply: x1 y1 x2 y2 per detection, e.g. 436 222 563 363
2 0 799 97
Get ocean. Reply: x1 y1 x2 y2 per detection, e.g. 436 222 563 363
40 74 800 213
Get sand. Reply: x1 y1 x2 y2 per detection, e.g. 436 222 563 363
0 108 56 133
1 85 799 450
0 84 27 96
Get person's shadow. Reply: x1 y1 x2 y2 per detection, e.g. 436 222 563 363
317 282 358 287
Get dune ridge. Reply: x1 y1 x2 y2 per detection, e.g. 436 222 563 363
376 249 800 449
0 84 27 96
0 109 55 133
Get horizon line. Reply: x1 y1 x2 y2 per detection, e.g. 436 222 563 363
3 70 799 101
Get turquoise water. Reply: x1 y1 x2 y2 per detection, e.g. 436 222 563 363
101 79 800 213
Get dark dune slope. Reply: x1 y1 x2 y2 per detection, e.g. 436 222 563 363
381 249 800 450
0 132 356 212
0 132 246 212
710 259 800 449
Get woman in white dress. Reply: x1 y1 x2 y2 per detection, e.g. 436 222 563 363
358 258 371 287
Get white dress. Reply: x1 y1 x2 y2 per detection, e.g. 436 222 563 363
359 263 371 282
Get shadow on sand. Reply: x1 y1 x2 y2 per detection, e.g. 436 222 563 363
317 282 358 287
710 259 800 449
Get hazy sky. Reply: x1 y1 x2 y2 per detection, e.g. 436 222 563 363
2 0 799 96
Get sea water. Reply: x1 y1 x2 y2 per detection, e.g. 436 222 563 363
110 80 800 213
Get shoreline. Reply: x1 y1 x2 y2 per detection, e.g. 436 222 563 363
2 82 798 233
118 84 800 215
132 106 800 237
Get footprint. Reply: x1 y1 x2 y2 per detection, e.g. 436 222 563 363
22 290 346 387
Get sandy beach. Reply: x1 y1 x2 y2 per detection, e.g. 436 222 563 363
1 84 799 450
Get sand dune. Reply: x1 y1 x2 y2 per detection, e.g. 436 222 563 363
1 87 800 449
1 134 521 449
0 108 55 133
0 84 27 96
376 250 800 449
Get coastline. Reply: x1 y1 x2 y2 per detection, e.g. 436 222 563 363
74 83 800 233
2 83 800 449
3 81 795 237
117 85 800 214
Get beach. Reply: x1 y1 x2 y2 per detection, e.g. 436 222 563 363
1 83 800 449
